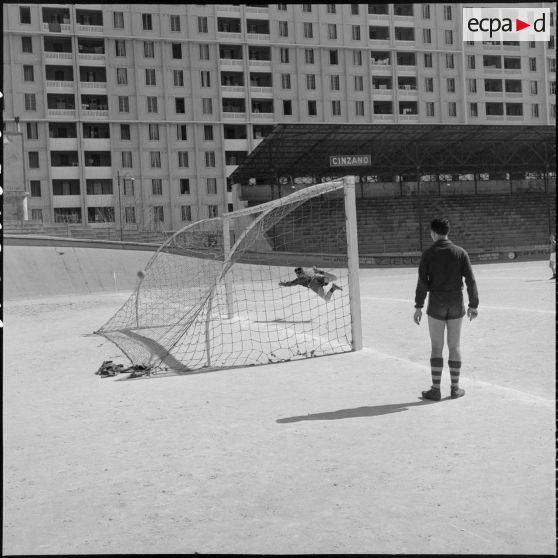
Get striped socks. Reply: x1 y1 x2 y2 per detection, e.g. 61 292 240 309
448 360 462 388
430 357 443 390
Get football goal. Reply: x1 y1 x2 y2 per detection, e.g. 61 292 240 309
95 175 362 373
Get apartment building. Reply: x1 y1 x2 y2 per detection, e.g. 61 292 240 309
2 3 556 232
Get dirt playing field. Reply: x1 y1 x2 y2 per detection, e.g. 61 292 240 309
3 245 555 555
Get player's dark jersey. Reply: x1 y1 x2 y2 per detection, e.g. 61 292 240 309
415 239 479 310
282 273 326 288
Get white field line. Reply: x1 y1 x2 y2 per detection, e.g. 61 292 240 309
360 295 555 315
360 347 554 406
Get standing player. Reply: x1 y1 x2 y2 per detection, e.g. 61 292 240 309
549 234 556 280
413 218 479 401
279 266 343 302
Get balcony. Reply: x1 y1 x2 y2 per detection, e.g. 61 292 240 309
51 166 80 179
221 85 245 95
83 138 111 150
44 51 73 62
76 23 103 34
245 6 269 16
251 112 274 120
222 112 246 119
249 86 273 96
46 80 74 91
84 166 112 179
49 137 78 150
48 108 76 118
398 86 418 96
398 114 420 121
80 81 107 91
53 195 81 208
216 5 241 15
42 22 71 33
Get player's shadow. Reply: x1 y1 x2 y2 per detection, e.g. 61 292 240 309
276 399 447 423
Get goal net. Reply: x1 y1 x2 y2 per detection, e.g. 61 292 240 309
95 176 361 373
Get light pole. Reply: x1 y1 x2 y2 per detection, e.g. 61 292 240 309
117 170 134 241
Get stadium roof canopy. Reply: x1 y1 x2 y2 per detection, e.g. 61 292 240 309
229 124 556 184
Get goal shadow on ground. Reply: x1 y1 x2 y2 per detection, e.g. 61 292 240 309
276 399 450 423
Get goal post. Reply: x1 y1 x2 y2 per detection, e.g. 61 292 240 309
95 176 362 373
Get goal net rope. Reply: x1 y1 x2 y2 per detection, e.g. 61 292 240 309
95 177 360 373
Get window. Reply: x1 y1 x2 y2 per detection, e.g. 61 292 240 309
332 100 341 116
113 11 124 29
147 96 158 113
486 102 504 116
302 4 312 13
123 178 134 196
328 24 337 40
446 54 454 69
177 124 187 140
144 41 154 58
425 77 434 92
443 5 452 20
202 98 213 114
549 58 556 73
201 71 211 87
173 70 184 87
28 152 39 168
353 50 362 65
327 4 336 14
468 79 477 93
125 207 136 224
530 81 538 95
142 13 152 31
207 178 217 194
20 6 31 24
551 104 556 118
145 69 156 86
283 99 292 115
426 102 435 117
422 4 430 18
22 36 32 53
170 14 180 32
306 74 316 89
281 74 291 89
279 21 288 37
470 103 478 117
173 98 184 114
423 29 431 44
308 100 317 116
181 205 192 221
329 50 338 64
280 48 289 63
351 4 359 15
117 68 128 85
354 75 364 91
204 125 213 140
150 151 161 168
467 55 476 70
424 53 432 68
115 40 126 57
447 78 455 93
198 16 208 33
172 43 182 59
355 100 365 116
205 151 216 167
330 75 340 90
178 152 189 167
304 22 313 39
305 48 314 64
531 104 539 117
23 65 34 81
529 58 537 71
24 93 36 111
153 207 164 223
26 122 38 139
152 178 163 195
30 180 41 197
199 44 210 60
120 124 130 140
122 151 132 167
448 102 457 117
551 81 556 95
278 4 287 11
54 208 81 223
506 103 523 116
148 123 159 141
352 25 361 41
208 205 218 218
180 179 190 195
31 209 43 221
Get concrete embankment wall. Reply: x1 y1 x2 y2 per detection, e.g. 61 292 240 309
3 238 157 300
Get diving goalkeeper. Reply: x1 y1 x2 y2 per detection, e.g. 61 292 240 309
279 266 343 301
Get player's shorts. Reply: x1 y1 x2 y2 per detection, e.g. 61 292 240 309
426 291 465 321
308 276 327 293
550 252 556 264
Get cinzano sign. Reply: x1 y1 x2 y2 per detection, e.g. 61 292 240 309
329 154 371 167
